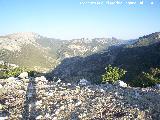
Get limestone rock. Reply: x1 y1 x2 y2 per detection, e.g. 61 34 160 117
18 72 28 79
0 84 3 89
115 80 127 88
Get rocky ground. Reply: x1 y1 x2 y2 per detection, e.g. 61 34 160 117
0 76 160 120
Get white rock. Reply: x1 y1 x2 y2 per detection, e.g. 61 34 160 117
55 109 60 115
86 88 92 93
100 88 105 93
40 76 47 82
45 113 51 118
53 117 57 120
7 77 18 81
115 92 118 96
60 105 65 110
18 72 28 79
116 80 127 87
35 77 40 82
67 83 71 86
36 115 43 119
0 84 3 89
5 102 9 105
0 116 8 120
19 115 22 118
49 102 54 105
9 64 19 68
75 101 82 107
56 78 61 83
36 100 42 106
79 78 89 86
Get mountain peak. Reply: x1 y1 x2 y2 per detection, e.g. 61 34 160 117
0 32 42 52
7 32 41 39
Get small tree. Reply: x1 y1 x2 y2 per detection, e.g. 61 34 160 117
138 68 160 87
102 65 127 84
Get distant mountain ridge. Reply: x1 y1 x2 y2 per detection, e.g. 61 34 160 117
57 37 124 60
0 32 125 72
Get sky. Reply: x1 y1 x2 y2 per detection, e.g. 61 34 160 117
0 0 160 40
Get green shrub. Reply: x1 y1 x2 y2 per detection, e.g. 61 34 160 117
0 62 37 78
137 68 160 87
4 67 25 77
102 65 127 84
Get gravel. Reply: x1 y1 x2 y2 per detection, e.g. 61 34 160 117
0 77 160 120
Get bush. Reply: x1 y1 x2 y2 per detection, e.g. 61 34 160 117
3 67 25 78
102 65 127 84
137 68 160 87
0 62 37 79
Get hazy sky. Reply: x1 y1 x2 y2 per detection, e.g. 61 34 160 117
0 0 160 40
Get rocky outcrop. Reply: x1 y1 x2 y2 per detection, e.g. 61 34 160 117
0 76 160 119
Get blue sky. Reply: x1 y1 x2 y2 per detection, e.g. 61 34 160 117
0 0 160 40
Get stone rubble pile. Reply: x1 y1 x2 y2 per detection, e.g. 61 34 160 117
0 77 29 119
0 76 160 120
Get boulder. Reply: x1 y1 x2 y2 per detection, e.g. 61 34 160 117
115 80 127 88
79 78 90 86
18 72 28 79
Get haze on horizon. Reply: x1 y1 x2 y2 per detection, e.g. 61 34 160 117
0 0 160 40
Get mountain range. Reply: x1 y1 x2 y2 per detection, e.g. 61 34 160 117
1 32 160 86
46 32 160 86
0 32 125 72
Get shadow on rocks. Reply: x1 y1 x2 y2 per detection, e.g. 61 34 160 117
21 77 37 120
